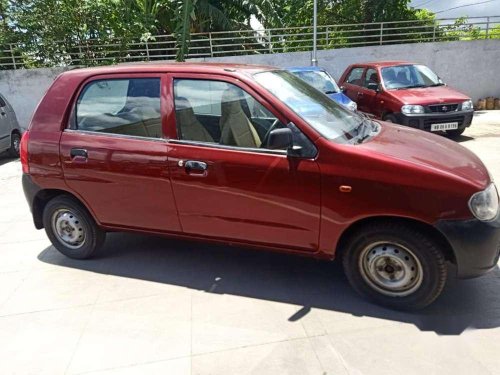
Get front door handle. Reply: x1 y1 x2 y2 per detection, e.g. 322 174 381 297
184 160 207 172
357 92 364 97
70 148 88 162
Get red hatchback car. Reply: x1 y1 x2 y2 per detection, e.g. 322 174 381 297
21 63 499 309
339 61 474 137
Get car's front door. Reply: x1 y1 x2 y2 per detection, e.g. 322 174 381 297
357 68 384 117
60 74 181 233
166 74 321 251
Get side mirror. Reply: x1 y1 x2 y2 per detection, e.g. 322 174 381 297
340 86 346 92
268 128 293 150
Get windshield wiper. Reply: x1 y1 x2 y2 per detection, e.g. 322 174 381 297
429 83 445 87
354 114 375 144
405 84 427 89
324 90 338 94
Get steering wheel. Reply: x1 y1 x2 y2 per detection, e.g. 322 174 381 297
261 119 280 148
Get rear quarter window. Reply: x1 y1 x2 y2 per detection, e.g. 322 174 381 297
75 78 162 139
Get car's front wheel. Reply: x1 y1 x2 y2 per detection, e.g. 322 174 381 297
42 195 105 259
383 114 398 124
342 221 447 310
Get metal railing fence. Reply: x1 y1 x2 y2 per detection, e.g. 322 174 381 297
1 16 499 69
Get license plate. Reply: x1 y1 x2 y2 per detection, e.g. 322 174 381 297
431 122 459 131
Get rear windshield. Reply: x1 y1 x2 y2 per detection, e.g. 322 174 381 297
291 70 340 94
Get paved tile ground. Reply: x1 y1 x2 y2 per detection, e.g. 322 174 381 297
0 112 499 375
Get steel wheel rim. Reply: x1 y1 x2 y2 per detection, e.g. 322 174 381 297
51 209 86 249
13 137 20 153
359 241 423 297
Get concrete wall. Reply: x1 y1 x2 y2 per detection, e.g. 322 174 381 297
198 40 500 104
0 40 498 129
0 67 71 130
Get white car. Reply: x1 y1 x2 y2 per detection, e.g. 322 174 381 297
0 93 22 157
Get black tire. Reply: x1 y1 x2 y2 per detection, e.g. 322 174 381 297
8 132 21 158
42 195 105 259
342 221 447 310
446 128 465 138
383 114 398 124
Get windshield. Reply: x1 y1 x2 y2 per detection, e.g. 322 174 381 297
381 64 443 90
291 70 340 93
254 70 364 143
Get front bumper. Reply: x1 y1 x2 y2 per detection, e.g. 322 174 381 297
394 111 474 132
435 214 500 278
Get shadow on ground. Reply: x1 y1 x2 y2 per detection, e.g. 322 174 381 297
454 135 475 143
0 155 17 166
38 232 500 336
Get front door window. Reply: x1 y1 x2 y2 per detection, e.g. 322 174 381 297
173 79 286 149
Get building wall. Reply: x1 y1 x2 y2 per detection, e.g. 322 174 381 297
0 40 498 129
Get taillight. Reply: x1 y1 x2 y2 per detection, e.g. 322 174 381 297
20 131 30 174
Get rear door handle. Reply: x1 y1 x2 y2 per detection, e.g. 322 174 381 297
70 148 88 162
184 160 207 172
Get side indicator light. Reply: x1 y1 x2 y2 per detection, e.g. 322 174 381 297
339 185 352 193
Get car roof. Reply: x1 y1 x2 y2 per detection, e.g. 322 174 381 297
61 62 278 78
354 61 414 68
286 66 325 73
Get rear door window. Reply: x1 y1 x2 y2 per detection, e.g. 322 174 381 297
75 78 162 138
345 67 364 86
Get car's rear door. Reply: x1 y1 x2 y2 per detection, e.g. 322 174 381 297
165 73 321 251
0 95 11 151
341 66 365 104
60 73 182 233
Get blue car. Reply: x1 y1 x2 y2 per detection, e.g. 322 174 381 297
287 66 357 111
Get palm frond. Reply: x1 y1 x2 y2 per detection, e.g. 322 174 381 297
175 0 196 61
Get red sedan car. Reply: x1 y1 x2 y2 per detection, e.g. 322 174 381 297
21 63 499 309
339 61 474 137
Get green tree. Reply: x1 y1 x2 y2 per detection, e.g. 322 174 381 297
1 0 443 68
174 0 281 61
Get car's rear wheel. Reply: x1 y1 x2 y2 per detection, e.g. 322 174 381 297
446 128 465 138
8 132 21 157
342 221 447 310
42 195 105 259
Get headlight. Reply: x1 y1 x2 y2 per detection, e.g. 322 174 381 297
462 100 473 111
401 104 424 114
469 183 499 221
346 101 357 111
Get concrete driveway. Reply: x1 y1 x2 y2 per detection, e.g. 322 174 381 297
1 112 499 375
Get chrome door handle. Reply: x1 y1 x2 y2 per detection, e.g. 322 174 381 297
184 160 207 171
70 148 88 158
70 148 88 163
